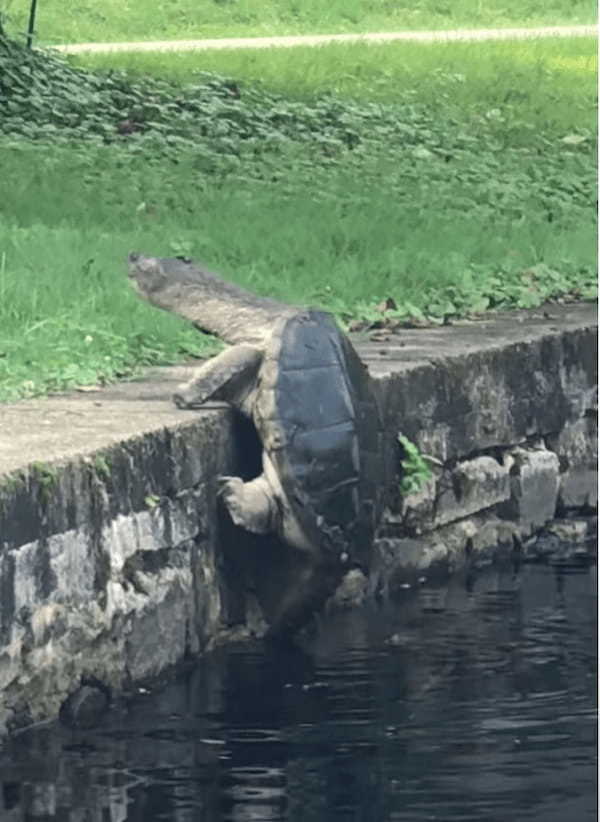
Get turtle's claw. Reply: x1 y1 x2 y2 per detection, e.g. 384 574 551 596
218 475 275 535
218 475 240 483
173 389 198 409
173 391 189 409
217 476 242 496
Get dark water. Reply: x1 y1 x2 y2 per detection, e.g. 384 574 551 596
1 561 597 822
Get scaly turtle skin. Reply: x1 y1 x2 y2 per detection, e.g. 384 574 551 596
127 254 386 635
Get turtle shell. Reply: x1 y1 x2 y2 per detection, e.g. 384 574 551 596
253 310 384 567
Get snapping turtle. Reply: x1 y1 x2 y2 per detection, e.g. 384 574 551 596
127 253 386 634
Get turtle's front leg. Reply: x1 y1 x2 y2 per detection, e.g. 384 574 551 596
173 344 262 409
218 474 278 535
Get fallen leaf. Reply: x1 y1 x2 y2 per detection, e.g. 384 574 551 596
117 118 143 135
376 296 397 313
369 331 391 342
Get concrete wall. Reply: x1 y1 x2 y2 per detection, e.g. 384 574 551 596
0 303 596 733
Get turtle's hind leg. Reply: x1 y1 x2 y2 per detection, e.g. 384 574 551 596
218 474 277 535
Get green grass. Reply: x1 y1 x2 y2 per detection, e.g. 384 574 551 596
0 142 594 402
75 36 598 135
0 34 596 402
1 0 596 45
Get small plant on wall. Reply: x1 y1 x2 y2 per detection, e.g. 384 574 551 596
397 434 434 496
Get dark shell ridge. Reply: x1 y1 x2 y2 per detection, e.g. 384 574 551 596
255 310 384 563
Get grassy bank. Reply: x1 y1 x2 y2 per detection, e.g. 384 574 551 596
75 36 597 132
1 147 594 403
0 35 596 402
2 0 596 45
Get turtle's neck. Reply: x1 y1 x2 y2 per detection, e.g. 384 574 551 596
128 254 296 346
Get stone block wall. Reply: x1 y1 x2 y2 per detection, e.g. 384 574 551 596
365 311 597 595
0 418 244 733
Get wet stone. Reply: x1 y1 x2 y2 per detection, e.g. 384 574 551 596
547 416 598 510
504 446 560 536
327 569 369 610
59 684 109 729
371 513 518 596
547 518 590 544
390 455 511 535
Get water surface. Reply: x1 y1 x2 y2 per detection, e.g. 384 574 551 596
1 561 596 821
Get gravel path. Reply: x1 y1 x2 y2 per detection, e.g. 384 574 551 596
51 24 597 54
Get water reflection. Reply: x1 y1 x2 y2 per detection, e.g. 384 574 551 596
1 561 596 822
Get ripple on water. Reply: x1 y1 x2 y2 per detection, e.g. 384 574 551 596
0 562 596 822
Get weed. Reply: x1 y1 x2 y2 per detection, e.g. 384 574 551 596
397 435 433 495
93 454 111 479
0 470 26 495
30 461 58 502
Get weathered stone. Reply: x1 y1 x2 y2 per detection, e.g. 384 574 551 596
367 305 597 463
526 519 595 564
328 569 369 610
388 455 511 534
122 565 193 681
546 518 590 544
0 494 224 734
547 415 598 510
561 470 598 511
371 514 518 596
388 473 437 534
436 456 511 527
503 446 560 536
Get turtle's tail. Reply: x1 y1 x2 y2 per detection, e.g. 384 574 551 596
264 560 343 641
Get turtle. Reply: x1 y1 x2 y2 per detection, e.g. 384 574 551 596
127 253 387 634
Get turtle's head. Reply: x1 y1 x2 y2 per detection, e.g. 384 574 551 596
127 252 171 299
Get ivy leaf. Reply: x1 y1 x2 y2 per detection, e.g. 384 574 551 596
412 146 434 160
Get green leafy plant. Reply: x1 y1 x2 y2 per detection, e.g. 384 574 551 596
0 470 26 494
169 238 194 260
397 435 434 496
93 454 111 479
